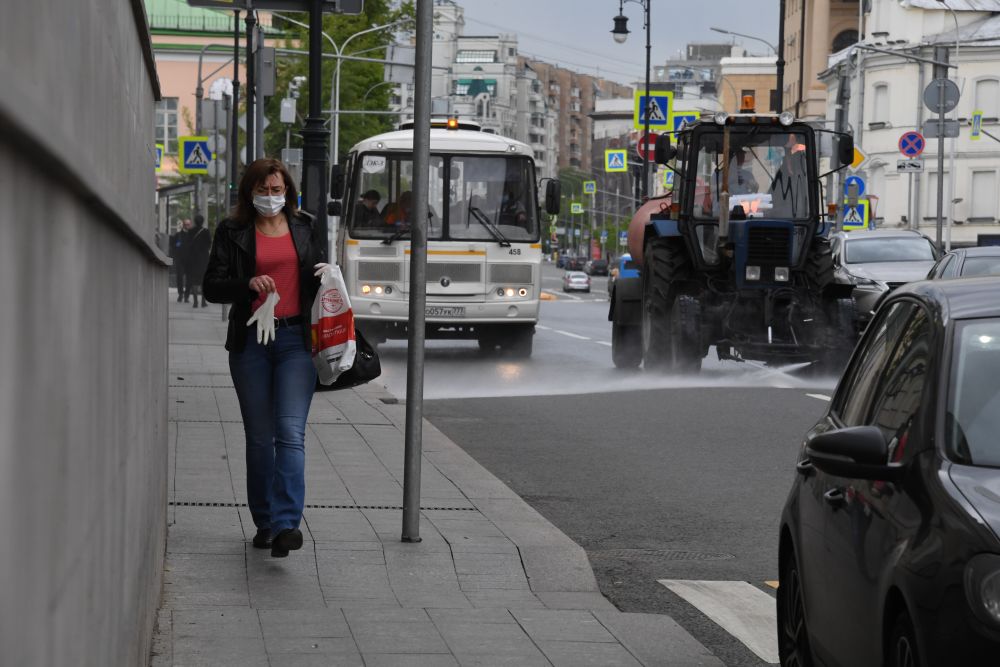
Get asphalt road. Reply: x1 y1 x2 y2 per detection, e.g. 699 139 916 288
372 262 839 666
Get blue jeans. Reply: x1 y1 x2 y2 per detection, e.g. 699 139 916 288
229 323 316 534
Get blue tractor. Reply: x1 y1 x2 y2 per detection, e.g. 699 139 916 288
610 107 858 372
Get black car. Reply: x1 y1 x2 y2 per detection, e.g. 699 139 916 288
778 277 1000 667
585 259 609 276
927 246 1000 280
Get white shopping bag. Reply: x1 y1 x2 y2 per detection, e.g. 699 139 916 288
310 265 356 385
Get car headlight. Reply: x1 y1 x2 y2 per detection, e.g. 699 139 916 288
966 554 1000 626
849 274 881 289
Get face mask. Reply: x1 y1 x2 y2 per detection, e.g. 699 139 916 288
253 194 285 217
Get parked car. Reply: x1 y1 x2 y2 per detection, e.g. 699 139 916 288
584 259 609 276
562 271 591 292
831 229 939 321
927 245 1000 279
778 277 1000 667
565 256 585 271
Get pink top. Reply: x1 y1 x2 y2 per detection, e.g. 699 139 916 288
253 230 301 318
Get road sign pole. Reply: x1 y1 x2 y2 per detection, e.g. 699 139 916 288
934 46 948 251
641 0 650 204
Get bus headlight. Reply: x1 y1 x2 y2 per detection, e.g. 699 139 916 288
518 288 528 297
505 288 515 297
775 267 790 282
362 284 393 296
361 284 372 295
745 266 761 281
374 286 384 295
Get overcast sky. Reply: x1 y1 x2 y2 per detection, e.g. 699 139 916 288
449 0 781 84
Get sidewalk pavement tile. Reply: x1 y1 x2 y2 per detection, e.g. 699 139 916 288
246 553 326 609
463 590 547 610
512 609 618 643
593 611 727 667
162 553 249 609
171 608 261 638
518 545 601 593
257 608 351 638
363 656 459 667
348 620 451 655
536 591 619 612
171 636 269 667
536 640 643 667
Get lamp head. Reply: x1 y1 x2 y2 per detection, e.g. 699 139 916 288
611 14 630 44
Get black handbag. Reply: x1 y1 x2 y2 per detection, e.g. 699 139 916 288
315 327 381 391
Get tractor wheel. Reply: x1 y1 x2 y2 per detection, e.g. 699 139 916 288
641 238 699 372
612 324 642 369
804 237 835 292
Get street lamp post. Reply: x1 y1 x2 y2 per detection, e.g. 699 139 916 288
611 0 651 205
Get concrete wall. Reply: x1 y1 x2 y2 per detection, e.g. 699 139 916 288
0 1 168 665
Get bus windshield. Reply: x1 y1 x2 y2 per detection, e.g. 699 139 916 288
348 153 538 242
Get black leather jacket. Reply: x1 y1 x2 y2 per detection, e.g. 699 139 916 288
203 211 327 353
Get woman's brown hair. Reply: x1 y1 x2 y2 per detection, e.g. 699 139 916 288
231 158 299 226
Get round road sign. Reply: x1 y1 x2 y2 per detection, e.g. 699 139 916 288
923 78 960 114
898 131 925 158
637 132 659 161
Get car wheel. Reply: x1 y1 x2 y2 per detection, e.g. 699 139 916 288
777 548 814 667
887 610 921 667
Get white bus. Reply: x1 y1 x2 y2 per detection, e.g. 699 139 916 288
329 119 560 358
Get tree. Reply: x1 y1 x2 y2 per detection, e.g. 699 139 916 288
264 1 414 163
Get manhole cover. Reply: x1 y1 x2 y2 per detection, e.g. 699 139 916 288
590 548 735 562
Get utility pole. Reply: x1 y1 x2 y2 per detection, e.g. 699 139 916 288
230 10 241 206
833 63 851 231
245 7 257 162
300 0 330 246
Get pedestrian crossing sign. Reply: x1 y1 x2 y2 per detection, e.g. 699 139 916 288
634 91 673 130
842 198 870 230
179 136 212 174
155 143 163 172
571 202 584 214
583 180 596 195
605 149 628 172
663 170 674 189
670 112 699 132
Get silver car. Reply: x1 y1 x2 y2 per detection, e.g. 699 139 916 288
831 229 939 319
562 271 591 293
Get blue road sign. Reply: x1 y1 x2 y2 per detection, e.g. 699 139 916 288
600 230 608 241
179 136 212 174
583 180 596 195
633 90 673 129
898 131 925 158
671 112 699 132
844 175 865 197
605 149 628 172
842 199 871 230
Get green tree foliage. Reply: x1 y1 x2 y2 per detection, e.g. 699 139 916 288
264 0 414 163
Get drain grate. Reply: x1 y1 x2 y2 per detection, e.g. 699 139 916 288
590 548 735 562
168 501 475 511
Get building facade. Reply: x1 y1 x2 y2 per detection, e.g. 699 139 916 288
821 1 1000 244
393 1 630 180
718 56 779 113
783 0 862 116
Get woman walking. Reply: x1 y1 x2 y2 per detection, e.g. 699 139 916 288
203 158 328 557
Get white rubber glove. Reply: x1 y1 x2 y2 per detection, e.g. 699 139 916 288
313 262 332 277
247 291 280 345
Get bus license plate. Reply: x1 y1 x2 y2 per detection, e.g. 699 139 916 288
425 305 465 318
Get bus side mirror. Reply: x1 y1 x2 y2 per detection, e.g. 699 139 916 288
329 164 345 200
655 135 676 164
545 180 561 215
327 200 342 217
838 136 855 168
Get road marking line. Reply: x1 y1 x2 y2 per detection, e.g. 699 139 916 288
535 325 552 331
806 393 831 402
659 580 778 664
543 289 582 301
764 581 779 590
595 341 612 347
554 329 590 340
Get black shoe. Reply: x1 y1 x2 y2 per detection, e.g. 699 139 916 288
176 293 182 302
270 528 303 558
252 528 271 549
183 295 189 302
201 298 207 308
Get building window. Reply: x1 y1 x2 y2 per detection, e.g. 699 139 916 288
872 83 889 123
832 29 858 53
155 98 178 154
971 170 997 222
769 88 779 112
974 78 1000 119
456 50 496 63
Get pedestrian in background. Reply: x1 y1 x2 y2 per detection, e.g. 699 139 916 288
170 218 192 301
203 158 328 558
186 214 211 308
